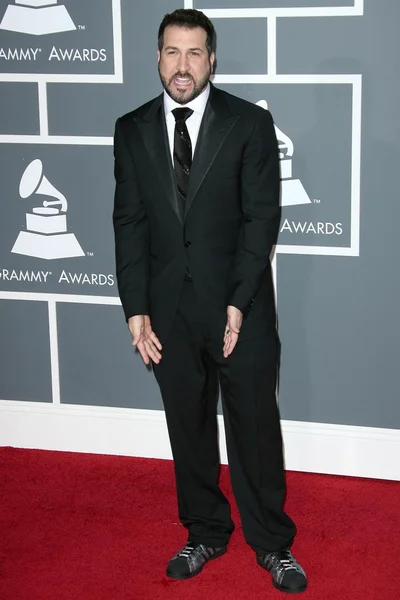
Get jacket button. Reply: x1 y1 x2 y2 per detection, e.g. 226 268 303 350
184 241 191 248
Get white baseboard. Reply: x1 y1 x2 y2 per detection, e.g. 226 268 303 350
0 400 399 481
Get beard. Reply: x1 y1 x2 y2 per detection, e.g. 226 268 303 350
158 65 211 104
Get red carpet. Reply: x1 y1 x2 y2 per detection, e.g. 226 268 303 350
0 448 398 600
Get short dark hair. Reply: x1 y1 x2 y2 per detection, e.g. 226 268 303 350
158 9 216 57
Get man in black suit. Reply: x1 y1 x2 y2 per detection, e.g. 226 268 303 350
113 8 307 594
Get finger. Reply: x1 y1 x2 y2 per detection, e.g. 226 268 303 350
227 321 241 335
149 331 163 351
223 324 233 351
223 337 232 358
144 336 161 354
224 339 238 358
223 322 239 343
136 341 150 365
226 315 241 334
132 334 141 346
148 351 161 364
223 332 238 358
144 339 162 363
223 322 231 342
131 327 144 346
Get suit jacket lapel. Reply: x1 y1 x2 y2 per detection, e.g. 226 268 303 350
184 85 239 218
134 86 239 223
135 95 183 224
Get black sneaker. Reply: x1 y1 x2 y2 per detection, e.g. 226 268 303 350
166 541 227 580
257 549 307 594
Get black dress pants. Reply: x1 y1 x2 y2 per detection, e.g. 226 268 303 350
153 280 296 555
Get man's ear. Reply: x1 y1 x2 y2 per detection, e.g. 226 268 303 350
210 52 216 74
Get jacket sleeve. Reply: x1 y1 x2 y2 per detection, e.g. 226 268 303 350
113 117 150 321
227 109 281 315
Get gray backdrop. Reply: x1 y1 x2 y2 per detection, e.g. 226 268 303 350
0 0 399 429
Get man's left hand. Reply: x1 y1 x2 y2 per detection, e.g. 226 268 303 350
223 305 243 358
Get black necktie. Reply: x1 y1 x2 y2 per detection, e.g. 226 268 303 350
172 107 194 210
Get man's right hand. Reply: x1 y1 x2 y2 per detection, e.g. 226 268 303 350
128 315 162 365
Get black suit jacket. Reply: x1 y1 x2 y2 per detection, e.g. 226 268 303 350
113 83 281 343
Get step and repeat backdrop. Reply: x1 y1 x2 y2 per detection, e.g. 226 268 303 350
0 0 399 432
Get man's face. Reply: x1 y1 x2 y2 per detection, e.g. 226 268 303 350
158 25 215 104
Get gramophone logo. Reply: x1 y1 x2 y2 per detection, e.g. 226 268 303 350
11 159 85 260
0 0 76 36
256 100 312 207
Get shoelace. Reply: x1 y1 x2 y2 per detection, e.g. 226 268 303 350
276 551 299 572
177 544 196 558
